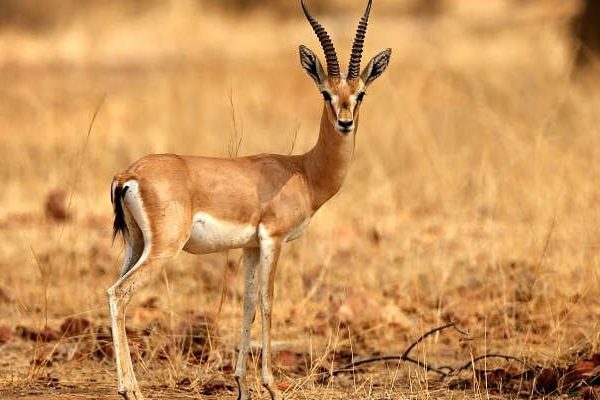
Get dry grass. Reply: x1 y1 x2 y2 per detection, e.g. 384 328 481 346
1 0 600 398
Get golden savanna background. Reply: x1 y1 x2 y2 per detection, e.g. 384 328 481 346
2 0 600 398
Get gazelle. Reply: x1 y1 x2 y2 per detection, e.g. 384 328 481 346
107 0 390 399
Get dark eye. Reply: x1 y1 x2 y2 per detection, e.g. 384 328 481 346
357 92 366 102
321 91 332 102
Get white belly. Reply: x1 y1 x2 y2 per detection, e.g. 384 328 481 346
183 212 258 254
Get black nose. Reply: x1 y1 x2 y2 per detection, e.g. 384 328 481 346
338 120 353 128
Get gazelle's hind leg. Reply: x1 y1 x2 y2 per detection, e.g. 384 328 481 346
107 180 189 400
108 255 169 400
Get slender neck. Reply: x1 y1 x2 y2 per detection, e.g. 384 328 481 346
304 106 356 211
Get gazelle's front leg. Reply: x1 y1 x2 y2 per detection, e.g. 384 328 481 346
258 227 282 400
235 247 261 400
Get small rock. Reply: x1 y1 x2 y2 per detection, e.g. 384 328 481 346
44 189 70 222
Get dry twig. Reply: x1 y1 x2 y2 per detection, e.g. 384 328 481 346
327 322 526 381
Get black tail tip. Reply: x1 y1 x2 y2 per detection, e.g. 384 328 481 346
112 184 128 242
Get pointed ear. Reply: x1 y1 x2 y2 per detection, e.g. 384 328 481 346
299 45 327 85
360 48 392 86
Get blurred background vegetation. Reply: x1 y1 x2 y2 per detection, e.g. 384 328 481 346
0 0 593 30
0 0 444 29
1 0 598 65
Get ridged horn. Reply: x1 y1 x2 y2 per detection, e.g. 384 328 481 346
301 0 340 78
347 0 372 80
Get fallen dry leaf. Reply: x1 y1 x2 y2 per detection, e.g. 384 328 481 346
0 287 11 303
60 317 92 337
275 350 299 369
16 325 60 342
141 296 159 309
274 350 308 372
0 325 12 344
564 360 597 386
534 368 559 394
581 387 600 400
276 381 293 391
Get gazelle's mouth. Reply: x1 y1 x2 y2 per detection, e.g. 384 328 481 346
336 118 354 134
336 124 354 134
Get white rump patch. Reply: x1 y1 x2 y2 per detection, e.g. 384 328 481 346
120 180 152 276
111 180 118 204
183 212 258 254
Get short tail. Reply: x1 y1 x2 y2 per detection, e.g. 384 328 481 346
111 182 129 241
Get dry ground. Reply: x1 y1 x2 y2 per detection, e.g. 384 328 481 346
1 0 600 398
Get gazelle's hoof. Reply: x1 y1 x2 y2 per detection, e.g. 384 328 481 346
118 389 145 400
263 383 280 400
236 390 251 400
235 376 251 400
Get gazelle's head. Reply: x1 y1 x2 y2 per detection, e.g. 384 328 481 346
299 0 391 135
